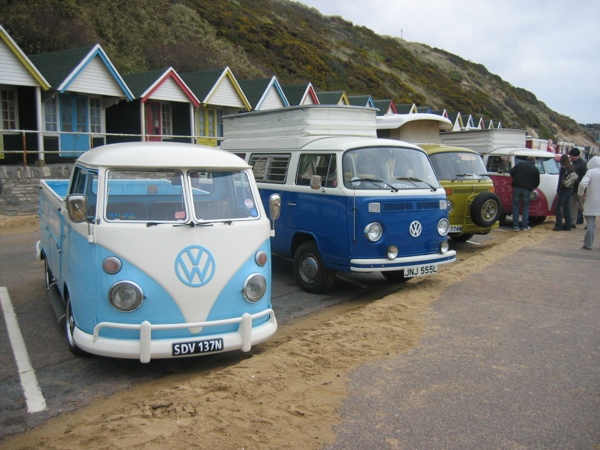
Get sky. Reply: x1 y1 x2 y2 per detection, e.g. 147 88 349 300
295 0 600 124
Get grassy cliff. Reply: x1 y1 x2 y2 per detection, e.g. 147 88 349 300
1 0 595 145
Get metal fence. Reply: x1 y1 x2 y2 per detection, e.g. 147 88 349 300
0 129 217 166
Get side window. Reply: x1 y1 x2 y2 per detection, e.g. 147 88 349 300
70 167 87 195
248 154 290 183
296 154 337 187
70 167 98 218
486 156 508 173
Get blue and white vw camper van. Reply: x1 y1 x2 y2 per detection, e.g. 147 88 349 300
36 142 279 362
221 106 456 293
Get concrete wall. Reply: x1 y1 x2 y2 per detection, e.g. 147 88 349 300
0 164 73 216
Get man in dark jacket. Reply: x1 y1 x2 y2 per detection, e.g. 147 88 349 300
509 156 540 231
568 147 587 227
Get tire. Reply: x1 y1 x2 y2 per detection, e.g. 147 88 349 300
293 241 337 293
44 257 55 290
381 270 411 283
471 192 501 228
450 233 474 242
65 295 87 357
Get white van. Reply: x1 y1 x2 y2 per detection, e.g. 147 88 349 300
482 147 559 224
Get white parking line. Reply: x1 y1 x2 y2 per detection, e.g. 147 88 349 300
0 287 47 413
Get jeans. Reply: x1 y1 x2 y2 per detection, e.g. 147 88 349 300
512 186 531 228
584 216 596 249
555 188 572 230
569 192 584 225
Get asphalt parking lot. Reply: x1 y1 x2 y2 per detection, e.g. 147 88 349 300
327 226 600 449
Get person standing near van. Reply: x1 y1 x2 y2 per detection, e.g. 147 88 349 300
554 154 575 231
578 156 600 250
568 147 587 227
510 156 540 231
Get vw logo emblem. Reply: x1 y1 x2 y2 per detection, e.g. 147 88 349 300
174 245 216 287
409 221 422 237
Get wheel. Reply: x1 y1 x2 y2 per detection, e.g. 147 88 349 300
450 233 474 242
471 192 501 228
44 257 55 290
381 270 411 283
529 216 546 225
65 295 87 357
292 241 337 293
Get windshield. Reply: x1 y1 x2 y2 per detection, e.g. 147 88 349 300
429 151 489 180
342 146 440 190
515 155 560 175
190 170 259 222
106 169 186 222
104 169 259 223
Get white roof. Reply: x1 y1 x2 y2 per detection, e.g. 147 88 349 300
440 128 527 153
222 133 423 153
76 142 250 169
487 147 555 158
223 105 378 140
376 113 453 131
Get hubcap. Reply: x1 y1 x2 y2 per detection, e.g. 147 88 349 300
299 255 319 283
483 200 498 220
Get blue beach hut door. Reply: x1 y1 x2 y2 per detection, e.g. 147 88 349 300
60 94 90 156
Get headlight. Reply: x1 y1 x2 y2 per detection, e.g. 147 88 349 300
242 274 266 302
364 222 383 242
446 199 454 214
437 218 449 236
440 240 450 254
530 190 538 201
109 281 144 312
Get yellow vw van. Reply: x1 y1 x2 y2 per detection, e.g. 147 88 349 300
420 143 501 241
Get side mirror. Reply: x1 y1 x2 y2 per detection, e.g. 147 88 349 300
269 193 281 221
66 194 88 223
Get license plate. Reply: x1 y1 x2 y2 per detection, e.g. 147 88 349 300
449 226 463 233
172 338 224 356
405 264 438 277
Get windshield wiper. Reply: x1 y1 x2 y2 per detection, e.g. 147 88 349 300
170 221 213 227
351 177 398 192
190 219 234 226
451 173 490 182
395 177 437 191
146 222 169 227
